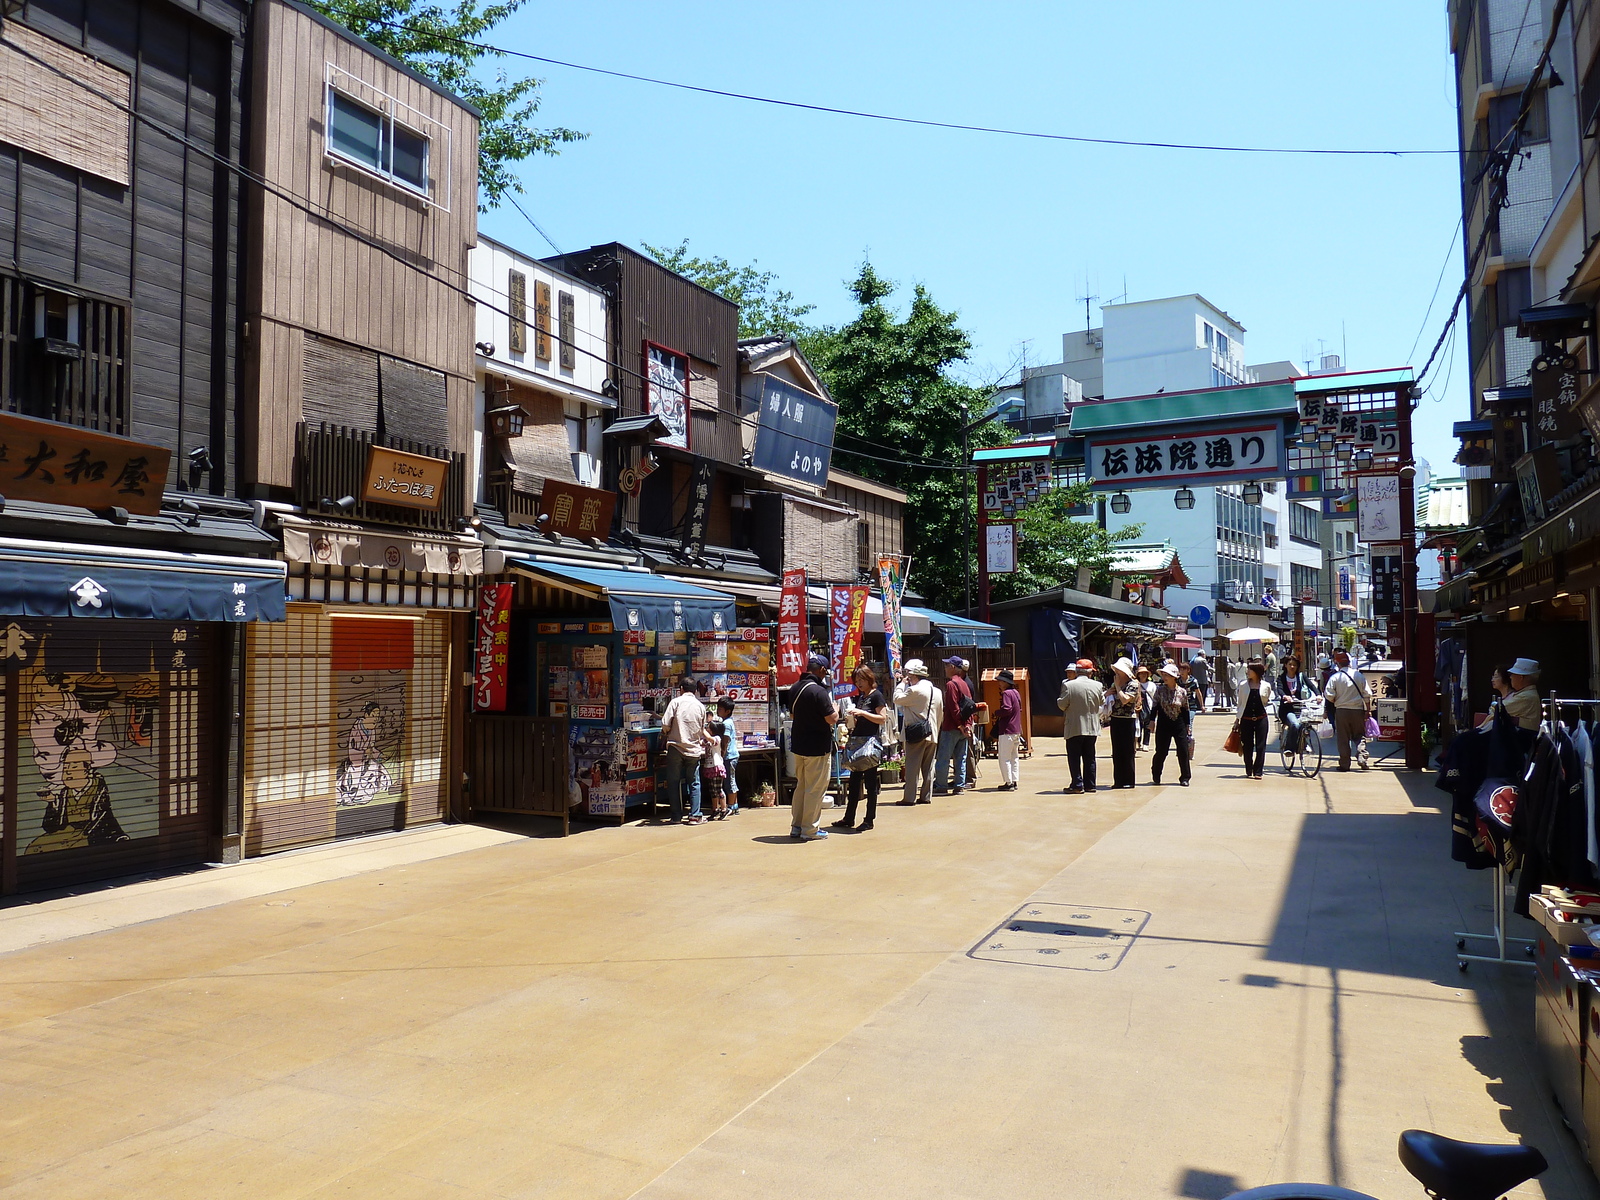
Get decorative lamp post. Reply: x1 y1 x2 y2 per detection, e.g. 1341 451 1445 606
1110 490 1131 515
1174 487 1196 510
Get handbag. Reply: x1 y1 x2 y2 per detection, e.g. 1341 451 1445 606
903 683 934 745
1363 715 1381 740
846 734 883 770
1223 723 1243 755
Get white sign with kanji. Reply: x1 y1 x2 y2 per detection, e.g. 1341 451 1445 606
1087 422 1284 490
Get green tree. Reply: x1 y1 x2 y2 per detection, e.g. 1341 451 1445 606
642 241 816 340
990 483 1142 604
307 0 584 209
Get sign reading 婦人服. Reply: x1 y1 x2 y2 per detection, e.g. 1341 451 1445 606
1087 422 1285 490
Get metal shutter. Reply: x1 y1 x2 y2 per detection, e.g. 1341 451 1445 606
379 354 451 452
245 606 337 854
303 333 380 432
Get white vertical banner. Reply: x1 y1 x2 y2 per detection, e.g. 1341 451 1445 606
1355 472 1401 544
985 523 1016 574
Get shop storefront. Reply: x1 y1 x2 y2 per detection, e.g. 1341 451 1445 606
0 537 286 894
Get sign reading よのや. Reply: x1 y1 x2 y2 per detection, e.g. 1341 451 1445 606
1087 422 1284 490
362 444 448 511
751 376 838 487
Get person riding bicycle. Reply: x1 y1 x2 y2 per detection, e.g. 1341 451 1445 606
1276 654 1317 754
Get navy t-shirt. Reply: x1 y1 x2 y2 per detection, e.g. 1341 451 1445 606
788 676 837 757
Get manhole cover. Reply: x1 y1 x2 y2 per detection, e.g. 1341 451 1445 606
969 902 1150 972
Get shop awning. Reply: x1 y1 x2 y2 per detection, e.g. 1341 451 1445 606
0 536 286 622
508 559 737 633
1164 634 1202 650
905 606 1004 649
806 587 932 636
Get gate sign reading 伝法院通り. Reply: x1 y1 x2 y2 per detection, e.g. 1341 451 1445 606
1086 422 1285 490
751 375 838 487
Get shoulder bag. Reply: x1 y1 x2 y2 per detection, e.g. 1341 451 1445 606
903 684 934 745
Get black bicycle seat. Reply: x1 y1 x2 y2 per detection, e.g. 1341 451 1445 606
1397 1129 1547 1200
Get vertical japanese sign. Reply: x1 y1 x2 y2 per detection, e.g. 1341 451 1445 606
776 568 808 688
985 523 1016 574
1337 566 1355 611
1530 360 1582 448
830 584 870 698
877 556 905 679
473 583 513 711
681 458 714 560
751 375 838 486
1354 472 1401 543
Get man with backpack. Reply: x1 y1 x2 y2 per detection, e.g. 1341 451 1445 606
934 656 976 795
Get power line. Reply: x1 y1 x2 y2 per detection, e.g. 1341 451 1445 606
369 18 1456 158
506 193 562 255
1407 217 1461 365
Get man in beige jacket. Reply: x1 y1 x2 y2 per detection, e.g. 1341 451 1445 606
1058 658 1105 794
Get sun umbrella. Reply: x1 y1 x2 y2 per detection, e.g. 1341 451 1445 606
1227 626 1279 643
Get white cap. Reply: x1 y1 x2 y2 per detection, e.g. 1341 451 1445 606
903 658 929 677
1510 657 1541 677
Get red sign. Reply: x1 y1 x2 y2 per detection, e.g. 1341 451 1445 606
776 568 808 688
829 584 870 697
474 583 513 711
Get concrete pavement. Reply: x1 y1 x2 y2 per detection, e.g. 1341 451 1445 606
0 720 1591 1200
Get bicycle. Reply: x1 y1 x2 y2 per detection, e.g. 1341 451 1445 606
1226 1128 1547 1199
1278 698 1323 778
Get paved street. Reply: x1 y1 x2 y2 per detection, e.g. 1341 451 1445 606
0 719 1592 1200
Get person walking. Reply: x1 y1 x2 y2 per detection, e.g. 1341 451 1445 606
1236 659 1273 779
1191 654 1213 712
991 669 1023 791
1135 663 1155 751
1276 654 1315 756
934 656 975 795
1058 657 1104 794
893 658 942 805
1150 662 1193 786
1502 657 1543 730
786 654 839 840
1323 648 1372 771
1265 644 1280 680
834 664 888 831
714 695 741 814
1107 657 1141 790
660 676 707 824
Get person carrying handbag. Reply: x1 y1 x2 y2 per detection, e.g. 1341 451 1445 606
893 659 942 805
1235 659 1274 779
834 665 888 831
1323 647 1372 771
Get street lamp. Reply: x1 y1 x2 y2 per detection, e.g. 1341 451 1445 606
1110 490 1131 515
1334 442 1353 464
1242 481 1262 506
1353 447 1373 472
1174 486 1195 510
1318 429 1336 449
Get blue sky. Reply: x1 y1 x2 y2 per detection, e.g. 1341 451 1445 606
478 2 1468 476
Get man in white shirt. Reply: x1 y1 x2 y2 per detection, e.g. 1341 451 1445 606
1323 649 1372 771
659 677 708 823
893 659 943 805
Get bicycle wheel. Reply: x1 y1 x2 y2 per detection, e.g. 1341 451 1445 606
1301 727 1323 778
1279 729 1297 775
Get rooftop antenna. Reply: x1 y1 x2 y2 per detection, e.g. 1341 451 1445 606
1074 271 1099 334
1106 274 1129 307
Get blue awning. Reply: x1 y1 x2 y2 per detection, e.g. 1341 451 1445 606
0 537 286 622
508 558 737 633
905 606 1004 649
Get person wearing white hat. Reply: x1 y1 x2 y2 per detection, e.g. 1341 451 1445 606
1150 662 1193 786
893 659 942 805
1323 648 1372 771
1107 657 1141 790
1503 658 1542 730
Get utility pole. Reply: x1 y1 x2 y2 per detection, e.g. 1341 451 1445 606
1399 385 1424 770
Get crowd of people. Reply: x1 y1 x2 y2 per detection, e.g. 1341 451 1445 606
652 639 1398 841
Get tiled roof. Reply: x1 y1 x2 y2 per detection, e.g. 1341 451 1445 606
1420 479 1468 530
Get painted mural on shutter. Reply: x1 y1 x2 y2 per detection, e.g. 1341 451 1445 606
558 289 575 370
5 620 212 893
534 280 552 361
508 270 527 354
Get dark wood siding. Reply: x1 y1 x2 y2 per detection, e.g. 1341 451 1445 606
0 0 245 494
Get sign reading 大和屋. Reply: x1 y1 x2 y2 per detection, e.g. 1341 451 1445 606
1087 422 1284 490
0 410 171 516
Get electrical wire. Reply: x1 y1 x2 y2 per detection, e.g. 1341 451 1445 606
364 18 1458 158
1406 217 1461 365
506 192 562 255
0 31 1003 478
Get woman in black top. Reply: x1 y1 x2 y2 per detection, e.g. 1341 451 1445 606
834 665 888 831
1237 659 1272 779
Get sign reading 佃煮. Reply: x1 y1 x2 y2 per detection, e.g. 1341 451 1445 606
362 444 448 511
0 409 171 516
775 567 808 688
474 582 513 711
751 376 838 487
1087 422 1284 490
538 480 616 540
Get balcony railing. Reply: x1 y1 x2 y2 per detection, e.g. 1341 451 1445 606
295 422 465 532
487 467 541 528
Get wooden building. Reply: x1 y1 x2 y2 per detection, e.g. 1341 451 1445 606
0 0 287 894
235 0 483 858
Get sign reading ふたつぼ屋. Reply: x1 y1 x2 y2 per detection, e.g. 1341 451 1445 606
362 445 448 510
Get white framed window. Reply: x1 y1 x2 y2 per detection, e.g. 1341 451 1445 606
324 65 452 211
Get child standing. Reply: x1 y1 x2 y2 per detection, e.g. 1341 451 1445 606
715 697 740 814
702 717 731 819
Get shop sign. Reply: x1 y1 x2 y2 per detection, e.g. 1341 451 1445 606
985 523 1016 574
1372 697 1407 741
1337 565 1355 610
751 375 837 487
1371 555 1401 617
1530 360 1583 447
877 556 906 678
829 584 869 698
1355 471 1401 543
539 480 616 540
643 340 690 450
1515 448 1562 524
473 583 513 711
1087 421 1284 490
680 457 715 559
0 410 171 516
776 567 808 687
362 444 448 511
